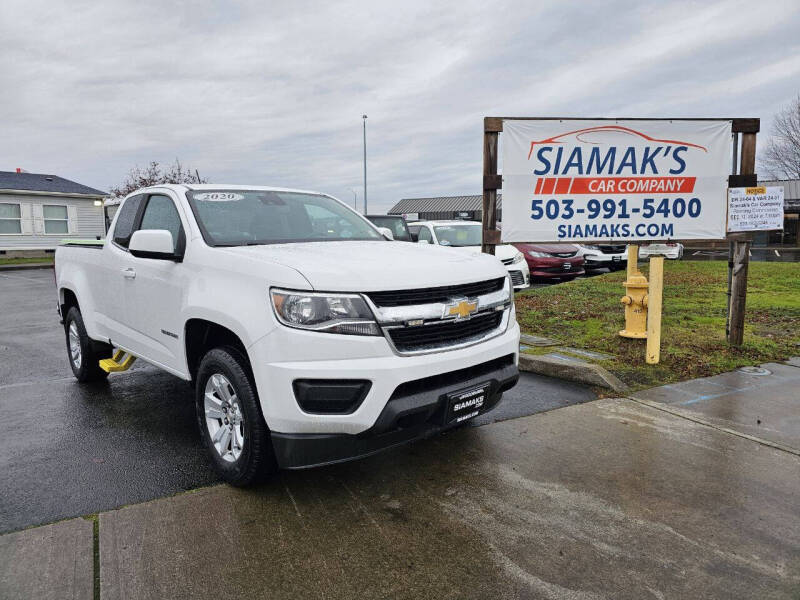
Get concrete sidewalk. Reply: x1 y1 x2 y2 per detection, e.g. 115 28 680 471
2 361 799 599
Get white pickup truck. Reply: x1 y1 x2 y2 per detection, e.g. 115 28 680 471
55 185 520 485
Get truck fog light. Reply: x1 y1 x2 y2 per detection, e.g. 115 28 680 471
293 379 372 414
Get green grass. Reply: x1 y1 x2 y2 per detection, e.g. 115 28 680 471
515 261 800 391
0 256 54 265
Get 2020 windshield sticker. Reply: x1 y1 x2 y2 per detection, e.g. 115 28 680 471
193 192 244 202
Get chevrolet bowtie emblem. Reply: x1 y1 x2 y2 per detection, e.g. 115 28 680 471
444 298 478 320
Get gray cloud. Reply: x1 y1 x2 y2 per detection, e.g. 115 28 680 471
2 0 798 212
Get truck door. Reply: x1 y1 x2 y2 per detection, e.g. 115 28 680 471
124 193 188 374
95 194 145 350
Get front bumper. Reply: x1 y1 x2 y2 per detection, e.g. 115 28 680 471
584 253 626 268
505 261 530 290
271 355 518 468
247 316 521 436
526 256 584 279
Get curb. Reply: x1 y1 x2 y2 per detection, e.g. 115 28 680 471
519 353 628 392
0 263 54 271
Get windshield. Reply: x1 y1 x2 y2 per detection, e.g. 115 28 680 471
433 224 482 247
186 190 383 246
367 216 411 241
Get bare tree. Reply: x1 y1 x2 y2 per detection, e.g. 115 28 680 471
760 95 800 179
110 159 207 197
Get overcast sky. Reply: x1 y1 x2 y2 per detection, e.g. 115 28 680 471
2 0 799 213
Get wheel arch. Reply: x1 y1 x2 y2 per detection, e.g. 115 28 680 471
59 286 80 319
184 318 251 383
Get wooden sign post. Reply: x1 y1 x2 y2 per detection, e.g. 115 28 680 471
727 130 758 346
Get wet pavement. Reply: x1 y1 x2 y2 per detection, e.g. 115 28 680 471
0 517 93 600
0 269 595 533
632 362 800 452
98 398 800 599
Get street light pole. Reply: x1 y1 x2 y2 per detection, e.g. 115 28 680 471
362 115 368 214
350 188 357 209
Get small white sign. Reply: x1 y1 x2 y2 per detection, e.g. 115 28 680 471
726 187 784 233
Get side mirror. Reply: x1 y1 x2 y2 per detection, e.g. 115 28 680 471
377 227 394 240
129 230 181 261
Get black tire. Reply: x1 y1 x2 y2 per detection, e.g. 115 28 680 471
195 347 277 486
64 307 112 383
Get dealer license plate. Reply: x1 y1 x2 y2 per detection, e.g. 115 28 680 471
612 256 621 262
445 383 490 425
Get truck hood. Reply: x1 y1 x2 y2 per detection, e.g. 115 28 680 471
216 241 508 292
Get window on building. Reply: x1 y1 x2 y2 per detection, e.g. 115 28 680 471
43 205 69 234
0 203 22 234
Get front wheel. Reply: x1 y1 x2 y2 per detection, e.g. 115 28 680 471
195 347 277 486
64 307 112 382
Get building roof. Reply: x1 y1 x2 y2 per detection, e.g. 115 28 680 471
389 194 503 214
759 179 800 212
758 179 800 199
0 171 107 197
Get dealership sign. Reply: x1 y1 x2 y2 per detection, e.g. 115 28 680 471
501 120 733 242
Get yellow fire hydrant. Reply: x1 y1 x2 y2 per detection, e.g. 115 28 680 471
619 245 648 338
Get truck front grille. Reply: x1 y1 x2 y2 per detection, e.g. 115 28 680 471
366 277 505 307
387 312 503 353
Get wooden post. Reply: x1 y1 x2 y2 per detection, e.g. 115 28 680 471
627 244 639 278
728 131 757 346
482 120 499 255
646 257 664 364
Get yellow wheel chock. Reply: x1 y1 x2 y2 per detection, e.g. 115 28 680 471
99 350 137 373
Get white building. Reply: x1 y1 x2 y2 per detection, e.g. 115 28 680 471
0 170 107 257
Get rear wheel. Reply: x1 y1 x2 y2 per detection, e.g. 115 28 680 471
195 347 277 486
64 307 112 383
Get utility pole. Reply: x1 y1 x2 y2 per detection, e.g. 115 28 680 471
362 115 368 214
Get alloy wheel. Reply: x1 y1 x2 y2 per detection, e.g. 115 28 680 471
204 373 245 462
68 321 82 369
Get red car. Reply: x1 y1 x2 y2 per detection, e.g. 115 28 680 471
513 243 585 282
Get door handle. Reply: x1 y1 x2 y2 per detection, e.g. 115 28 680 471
122 267 136 279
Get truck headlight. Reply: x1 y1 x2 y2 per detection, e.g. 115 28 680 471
270 289 381 336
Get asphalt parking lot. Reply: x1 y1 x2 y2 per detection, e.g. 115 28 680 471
0 268 595 533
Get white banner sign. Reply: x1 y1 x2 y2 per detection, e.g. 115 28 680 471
501 119 733 242
727 186 784 232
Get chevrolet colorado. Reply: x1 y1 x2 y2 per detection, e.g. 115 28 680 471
55 185 520 485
